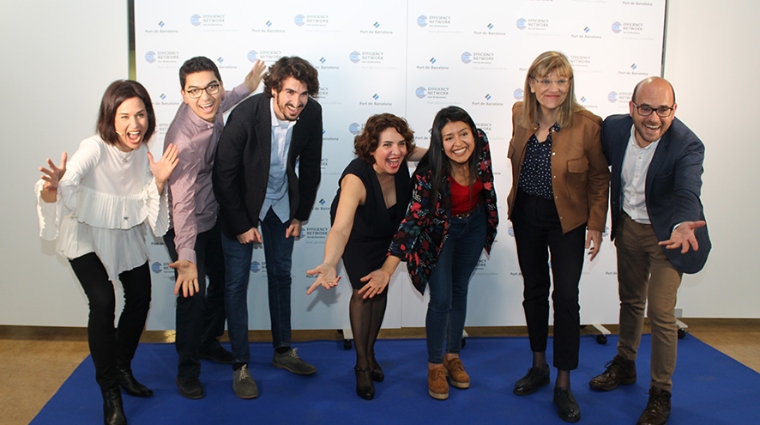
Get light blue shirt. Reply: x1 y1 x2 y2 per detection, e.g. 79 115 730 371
259 98 296 223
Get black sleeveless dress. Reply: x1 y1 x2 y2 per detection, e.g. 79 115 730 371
330 158 411 289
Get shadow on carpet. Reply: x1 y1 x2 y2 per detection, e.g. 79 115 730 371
31 334 760 424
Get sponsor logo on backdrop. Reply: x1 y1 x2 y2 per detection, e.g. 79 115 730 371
472 93 504 107
474 22 506 36
252 20 285 33
151 262 162 274
248 50 284 63
250 261 264 273
312 198 331 212
618 62 648 76
569 55 593 69
417 15 451 28
216 56 237 70
190 13 226 28
611 21 645 36
476 122 493 133
294 14 330 27
414 86 450 100
150 261 174 276
461 51 495 65
417 56 449 70
349 50 385 65
359 93 392 107
516 17 551 31
514 88 524 101
144 50 179 65
144 20 178 34
156 122 170 137
577 94 599 110
316 57 339 70
622 1 654 6
607 91 633 103
571 26 602 39
360 21 393 35
304 226 329 243
349 122 362 135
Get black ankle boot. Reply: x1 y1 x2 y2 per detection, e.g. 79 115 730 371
354 366 375 400
102 387 127 425
117 368 153 397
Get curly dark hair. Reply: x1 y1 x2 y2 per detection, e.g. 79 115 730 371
263 56 319 98
179 56 222 89
354 113 415 164
96 80 156 146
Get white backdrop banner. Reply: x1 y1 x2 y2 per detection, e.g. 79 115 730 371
135 0 666 330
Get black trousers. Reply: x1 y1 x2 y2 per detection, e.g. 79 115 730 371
69 253 151 392
512 189 585 371
163 222 227 378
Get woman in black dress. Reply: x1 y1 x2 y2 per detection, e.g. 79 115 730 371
307 113 423 400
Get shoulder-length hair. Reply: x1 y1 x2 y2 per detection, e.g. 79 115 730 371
518 51 583 129
354 113 415 163
263 56 319 98
96 80 156 146
418 106 484 202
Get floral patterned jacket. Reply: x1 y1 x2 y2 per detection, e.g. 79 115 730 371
388 129 499 294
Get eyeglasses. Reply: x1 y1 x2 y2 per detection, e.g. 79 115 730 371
532 77 570 87
185 83 221 99
632 102 674 118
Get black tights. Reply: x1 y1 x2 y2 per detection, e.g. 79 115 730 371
69 253 151 392
349 289 387 369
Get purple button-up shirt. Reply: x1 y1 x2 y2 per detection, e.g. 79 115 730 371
164 83 250 263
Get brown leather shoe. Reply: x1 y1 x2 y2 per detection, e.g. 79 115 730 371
637 387 671 425
443 356 470 389
428 365 449 400
589 355 636 391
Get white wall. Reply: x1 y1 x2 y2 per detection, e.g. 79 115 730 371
1 0 757 327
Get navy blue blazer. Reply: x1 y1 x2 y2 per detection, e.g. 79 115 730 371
601 114 710 274
213 93 323 239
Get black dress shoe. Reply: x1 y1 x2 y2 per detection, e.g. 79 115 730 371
637 387 671 425
554 387 581 423
513 366 550 395
102 387 127 425
176 376 205 400
354 366 375 400
199 346 234 364
370 356 384 382
116 368 153 397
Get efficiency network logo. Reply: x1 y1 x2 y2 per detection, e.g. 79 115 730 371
151 262 162 274
611 21 645 35
190 14 201 26
415 87 426 99
461 51 495 65
417 14 451 28
417 15 428 27
515 17 550 31
461 52 472 64
348 51 384 65
144 50 179 64
247 50 284 62
607 91 633 103
349 122 362 135
414 86 449 100
570 55 592 69
189 13 225 27
250 261 262 273
294 13 329 27
145 51 157 63
294 14 305 26
514 88 524 101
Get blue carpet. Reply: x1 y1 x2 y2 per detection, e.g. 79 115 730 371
31 334 760 424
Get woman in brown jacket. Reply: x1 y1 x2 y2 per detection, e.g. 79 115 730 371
507 51 609 423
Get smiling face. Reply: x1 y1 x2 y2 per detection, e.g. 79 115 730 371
113 97 149 152
272 76 310 121
371 127 408 176
441 120 475 166
630 78 677 147
181 70 224 123
529 70 570 113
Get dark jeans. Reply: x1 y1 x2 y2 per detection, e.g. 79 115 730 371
69 253 151 392
512 189 585 371
426 206 487 364
221 207 295 364
164 222 227 378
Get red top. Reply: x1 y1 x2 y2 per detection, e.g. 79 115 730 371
449 176 483 215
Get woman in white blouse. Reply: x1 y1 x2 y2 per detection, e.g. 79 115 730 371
36 80 178 425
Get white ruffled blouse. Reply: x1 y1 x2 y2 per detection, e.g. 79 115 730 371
36 135 170 281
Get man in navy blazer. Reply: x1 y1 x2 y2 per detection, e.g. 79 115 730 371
589 77 710 425
213 56 322 399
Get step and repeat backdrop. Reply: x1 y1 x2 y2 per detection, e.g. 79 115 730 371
135 0 666 330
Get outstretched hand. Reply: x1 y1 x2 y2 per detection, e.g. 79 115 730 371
244 60 267 93
358 269 390 299
305 264 341 295
148 143 179 187
39 152 67 203
169 260 199 297
659 221 706 254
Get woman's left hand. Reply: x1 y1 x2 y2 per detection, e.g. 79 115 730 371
149 143 179 192
586 229 602 261
358 270 390 299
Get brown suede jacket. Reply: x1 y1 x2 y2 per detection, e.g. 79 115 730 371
506 102 609 233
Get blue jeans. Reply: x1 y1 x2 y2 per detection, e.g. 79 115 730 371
426 206 487 364
221 208 295 364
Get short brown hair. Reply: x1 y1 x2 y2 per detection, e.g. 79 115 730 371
96 80 156 146
263 56 319 98
354 113 415 163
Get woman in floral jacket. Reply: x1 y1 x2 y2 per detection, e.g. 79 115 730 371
361 106 498 400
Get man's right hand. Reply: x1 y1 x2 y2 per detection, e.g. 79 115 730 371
237 227 262 244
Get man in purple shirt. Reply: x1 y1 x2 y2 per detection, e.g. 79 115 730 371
163 56 265 399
